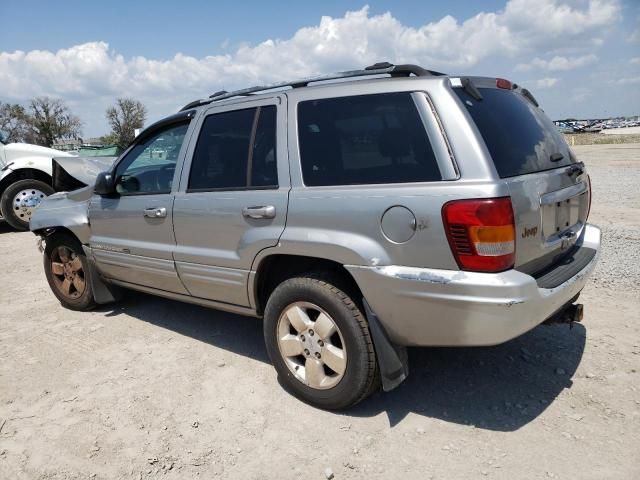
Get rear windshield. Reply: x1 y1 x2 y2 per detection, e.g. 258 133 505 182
454 87 574 178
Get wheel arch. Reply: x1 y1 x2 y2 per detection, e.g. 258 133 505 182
0 168 53 200
34 225 82 243
251 253 364 316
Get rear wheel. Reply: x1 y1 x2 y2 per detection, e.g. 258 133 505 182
0 179 54 231
263 274 378 409
43 234 96 311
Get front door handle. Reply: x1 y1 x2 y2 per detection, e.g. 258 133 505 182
242 205 276 219
143 207 167 218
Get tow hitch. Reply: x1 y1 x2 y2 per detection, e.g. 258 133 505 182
544 303 584 328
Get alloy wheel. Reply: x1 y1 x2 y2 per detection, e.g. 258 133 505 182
50 246 86 299
276 301 347 390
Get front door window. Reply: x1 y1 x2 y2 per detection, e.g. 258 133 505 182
114 122 189 195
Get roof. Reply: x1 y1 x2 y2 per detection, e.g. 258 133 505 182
179 62 447 111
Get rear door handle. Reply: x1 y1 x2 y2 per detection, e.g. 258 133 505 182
242 205 276 219
143 207 167 218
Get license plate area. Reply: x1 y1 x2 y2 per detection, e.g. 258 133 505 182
541 191 586 240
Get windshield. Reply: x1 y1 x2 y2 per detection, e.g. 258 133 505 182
454 87 574 178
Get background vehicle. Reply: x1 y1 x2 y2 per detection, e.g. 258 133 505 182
30 63 601 409
0 131 74 230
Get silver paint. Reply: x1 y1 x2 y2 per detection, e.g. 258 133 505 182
30 73 601 348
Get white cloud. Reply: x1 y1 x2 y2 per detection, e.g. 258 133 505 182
631 57 640 65
515 54 598 72
611 76 640 85
570 87 592 103
0 1 622 134
536 77 559 88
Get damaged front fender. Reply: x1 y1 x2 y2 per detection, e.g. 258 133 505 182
29 186 94 244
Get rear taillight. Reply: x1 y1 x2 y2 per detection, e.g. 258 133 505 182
442 197 515 273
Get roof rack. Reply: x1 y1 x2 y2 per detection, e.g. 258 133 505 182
179 62 446 111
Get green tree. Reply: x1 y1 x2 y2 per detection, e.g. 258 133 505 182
27 97 82 147
99 133 119 145
0 102 31 143
106 98 147 148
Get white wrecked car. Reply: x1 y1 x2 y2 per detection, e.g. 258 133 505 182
0 131 75 230
0 130 116 230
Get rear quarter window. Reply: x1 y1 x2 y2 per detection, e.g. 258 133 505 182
454 87 574 178
297 93 442 186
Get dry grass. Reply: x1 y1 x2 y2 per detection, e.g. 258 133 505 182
564 133 640 145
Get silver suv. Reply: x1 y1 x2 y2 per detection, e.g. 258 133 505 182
31 63 601 409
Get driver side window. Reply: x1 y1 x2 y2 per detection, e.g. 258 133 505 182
114 122 189 195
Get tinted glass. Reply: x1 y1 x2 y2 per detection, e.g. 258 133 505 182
251 106 278 187
189 108 255 190
188 106 278 191
454 87 574 178
114 122 188 195
298 93 441 186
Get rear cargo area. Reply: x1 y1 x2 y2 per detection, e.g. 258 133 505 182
453 81 592 275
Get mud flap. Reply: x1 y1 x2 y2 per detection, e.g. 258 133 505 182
82 245 122 304
363 298 408 392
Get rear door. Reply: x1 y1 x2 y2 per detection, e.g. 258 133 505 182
172 96 288 306
453 81 591 274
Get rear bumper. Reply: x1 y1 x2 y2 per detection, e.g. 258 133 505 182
347 223 601 347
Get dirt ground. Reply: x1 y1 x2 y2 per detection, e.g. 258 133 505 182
1 144 639 480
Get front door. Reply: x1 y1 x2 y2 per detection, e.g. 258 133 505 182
172 96 289 306
88 120 192 293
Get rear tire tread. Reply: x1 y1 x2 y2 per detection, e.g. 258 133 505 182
264 271 379 409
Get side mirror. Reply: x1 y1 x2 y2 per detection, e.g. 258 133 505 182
94 171 115 195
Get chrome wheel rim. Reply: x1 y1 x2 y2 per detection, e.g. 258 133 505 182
276 302 347 390
13 188 46 222
50 246 86 299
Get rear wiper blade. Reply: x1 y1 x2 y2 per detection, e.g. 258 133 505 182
550 153 564 162
566 162 585 177
520 88 539 107
461 77 483 101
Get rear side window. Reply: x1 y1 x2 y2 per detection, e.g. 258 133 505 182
188 106 277 191
454 87 574 178
297 93 442 186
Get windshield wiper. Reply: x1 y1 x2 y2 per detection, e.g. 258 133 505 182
461 77 483 101
521 88 539 107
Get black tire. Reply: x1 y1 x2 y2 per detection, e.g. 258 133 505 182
43 233 96 311
0 179 54 231
264 273 379 409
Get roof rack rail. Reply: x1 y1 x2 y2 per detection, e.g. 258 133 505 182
179 62 447 111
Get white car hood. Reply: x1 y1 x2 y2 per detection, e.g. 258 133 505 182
2 142 74 165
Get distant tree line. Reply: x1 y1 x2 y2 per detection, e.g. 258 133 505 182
0 97 82 147
0 97 147 149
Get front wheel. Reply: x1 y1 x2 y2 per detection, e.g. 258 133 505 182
43 234 96 311
263 274 379 409
0 179 54 231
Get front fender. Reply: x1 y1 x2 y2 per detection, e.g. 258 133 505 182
29 186 93 244
1 155 54 178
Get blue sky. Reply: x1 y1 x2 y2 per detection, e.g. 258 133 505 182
1 0 639 137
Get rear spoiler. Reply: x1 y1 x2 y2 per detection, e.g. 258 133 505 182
52 156 117 192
